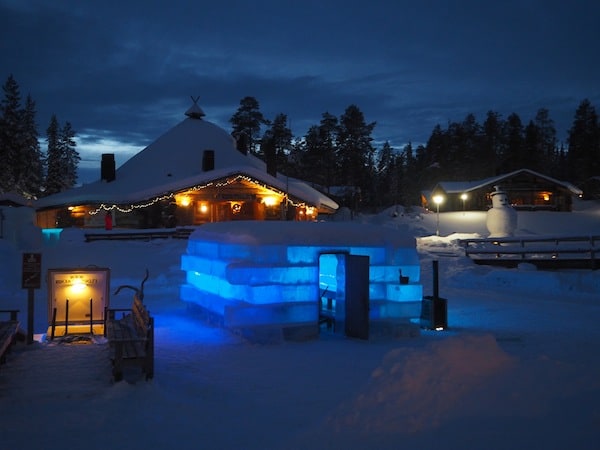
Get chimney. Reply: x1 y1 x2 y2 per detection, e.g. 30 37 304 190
202 149 215 171
101 153 116 182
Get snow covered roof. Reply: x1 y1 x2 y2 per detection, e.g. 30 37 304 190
434 169 583 196
0 191 33 207
36 103 338 212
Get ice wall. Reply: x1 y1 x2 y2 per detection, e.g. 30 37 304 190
180 221 423 333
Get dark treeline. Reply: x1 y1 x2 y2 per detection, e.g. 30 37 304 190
0 75 80 198
230 96 600 210
2 77 598 210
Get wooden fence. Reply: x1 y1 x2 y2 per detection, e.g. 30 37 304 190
459 235 600 269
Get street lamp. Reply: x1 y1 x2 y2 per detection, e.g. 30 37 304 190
460 193 468 213
433 194 444 236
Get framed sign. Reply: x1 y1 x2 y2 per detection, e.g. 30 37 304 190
22 253 42 289
47 267 110 327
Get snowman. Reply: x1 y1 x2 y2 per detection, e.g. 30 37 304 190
486 185 517 238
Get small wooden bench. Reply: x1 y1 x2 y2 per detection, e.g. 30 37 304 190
104 273 154 381
0 310 20 367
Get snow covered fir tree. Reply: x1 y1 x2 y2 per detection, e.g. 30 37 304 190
0 75 80 199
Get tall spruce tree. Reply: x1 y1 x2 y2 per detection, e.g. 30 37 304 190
482 111 504 176
44 114 62 195
298 112 338 191
21 95 44 197
0 75 43 196
44 116 80 195
0 74 22 192
375 141 395 207
534 108 558 175
336 104 376 207
567 99 600 185
499 113 525 173
402 142 421 206
262 113 292 174
229 96 267 157
60 121 80 189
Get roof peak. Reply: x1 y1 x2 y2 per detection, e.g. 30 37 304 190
185 96 205 119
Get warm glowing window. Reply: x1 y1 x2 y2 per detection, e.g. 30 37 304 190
262 196 278 207
178 196 192 207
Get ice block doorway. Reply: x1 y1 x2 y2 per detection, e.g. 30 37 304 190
318 252 370 340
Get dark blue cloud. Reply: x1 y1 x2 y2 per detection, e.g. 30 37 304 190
2 0 599 183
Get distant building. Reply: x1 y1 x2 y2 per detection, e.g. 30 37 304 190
423 169 583 212
35 101 338 229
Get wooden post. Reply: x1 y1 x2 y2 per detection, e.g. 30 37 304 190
27 288 34 344
65 299 69 336
432 260 439 300
51 307 57 340
89 298 94 334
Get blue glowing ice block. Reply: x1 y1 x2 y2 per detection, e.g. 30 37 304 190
180 221 423 336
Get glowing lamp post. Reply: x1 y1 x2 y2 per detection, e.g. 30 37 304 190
461 193 468 213
433 194 444 236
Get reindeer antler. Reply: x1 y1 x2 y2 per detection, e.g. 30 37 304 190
114 269 149 300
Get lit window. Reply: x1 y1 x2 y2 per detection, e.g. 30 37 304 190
262 196 278 207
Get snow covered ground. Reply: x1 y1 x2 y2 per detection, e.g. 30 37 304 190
1 202 599 450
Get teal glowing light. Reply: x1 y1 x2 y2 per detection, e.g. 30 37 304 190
42 228 63 244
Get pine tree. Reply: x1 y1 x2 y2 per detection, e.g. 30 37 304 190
44 116 80 195
375 141 394 207
499 113 525 173
0 75 45 197
60 121 80 189
482 111 505 176
460 113 483 179
534 108 558 175
336 105 376 208
21 95 44 197
229 96 267 157
44 114 62 195
401 142 420 206
0 74 22 192
262 113 292 173
567 99 600 185
523 121 543 171
297 112 338 191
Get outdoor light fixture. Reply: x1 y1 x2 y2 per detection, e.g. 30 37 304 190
199 203 209 214
262 196 278 207
70 278 87 294
178 195 192 207
433 194 444 236
461 193 468 212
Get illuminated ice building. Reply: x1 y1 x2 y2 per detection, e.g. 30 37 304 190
180 221 423 341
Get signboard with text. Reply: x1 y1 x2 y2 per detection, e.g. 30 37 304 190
22 253 42 289
47 268 110 325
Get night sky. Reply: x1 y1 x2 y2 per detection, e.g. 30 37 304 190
2 0 599 183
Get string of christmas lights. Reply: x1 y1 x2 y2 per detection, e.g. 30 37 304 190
88 174 308 215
